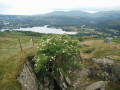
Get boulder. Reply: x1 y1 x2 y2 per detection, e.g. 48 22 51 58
92 56 114 65
18 61 38 90
103 39 111 44
85 81 107 90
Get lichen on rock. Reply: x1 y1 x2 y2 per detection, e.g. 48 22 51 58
18 61 38 90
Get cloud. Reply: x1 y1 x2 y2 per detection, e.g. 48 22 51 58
0 0 120 15
0 3 12 14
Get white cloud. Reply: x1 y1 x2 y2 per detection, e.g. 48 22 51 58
0 0 120 15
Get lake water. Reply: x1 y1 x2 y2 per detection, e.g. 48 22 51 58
1 26 77 35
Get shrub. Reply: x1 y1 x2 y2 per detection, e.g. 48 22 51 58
33 34 81 78
84 48 94 53
74 62 83 69
78 37 84 42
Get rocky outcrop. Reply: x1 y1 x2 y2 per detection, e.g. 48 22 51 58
92 56 120 83
39 76 54 90
56 71 72 90
18 61 38 90
92 56 114 65
97 64 120 82
75 68 92 78
85 81 107 90
103 39 111 44
18 58 73 90
72 68 92 90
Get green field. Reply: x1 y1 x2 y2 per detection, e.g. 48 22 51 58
0 31 41 89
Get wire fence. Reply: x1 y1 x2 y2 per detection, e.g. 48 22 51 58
18 37 34 53
0 37 35 60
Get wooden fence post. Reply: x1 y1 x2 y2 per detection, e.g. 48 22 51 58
32 37 34 46
18 38 23 53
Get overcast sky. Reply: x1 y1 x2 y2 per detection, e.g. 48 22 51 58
0 0 120 15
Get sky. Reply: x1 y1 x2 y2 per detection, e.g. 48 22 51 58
0 0 120 15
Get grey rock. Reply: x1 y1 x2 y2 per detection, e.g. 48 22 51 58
85 81 106 90
63 82 67 89
18 61 38 90
111 64 120 82
60 71 64 81
74 68 91 78
103 39 111 44
65 77 71 86
44 77 49 87
92 56 114 65
98 72 109 80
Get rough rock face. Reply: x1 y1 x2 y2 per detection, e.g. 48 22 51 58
75 68 92 78
111 64 120 82
56 71 72 90
92 56 120 82
18 61 38 90
39 76 54 90
98 64 120 82
92 56 114 65
85 81 107 90
18 59 72 90
72 68 92 89
103 39 111 44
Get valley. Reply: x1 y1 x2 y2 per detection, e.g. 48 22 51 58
0 11 120 90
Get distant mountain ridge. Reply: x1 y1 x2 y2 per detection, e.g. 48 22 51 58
41 11 90 17
41 10 120 19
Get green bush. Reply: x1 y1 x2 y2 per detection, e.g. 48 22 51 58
33 34 81 78
84 48 94 53
78 37 84 42
74 62 83 69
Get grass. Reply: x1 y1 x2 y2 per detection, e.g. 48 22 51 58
0 31 120 89
79 39 120 89
80 39 120 63
112 39 120 44
0 47 36 90
0 31 41 89
106 82 120 90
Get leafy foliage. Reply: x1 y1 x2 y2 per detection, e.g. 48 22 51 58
84 48 94 53
33 34 80 77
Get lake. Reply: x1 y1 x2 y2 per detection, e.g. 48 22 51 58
0 26 77 35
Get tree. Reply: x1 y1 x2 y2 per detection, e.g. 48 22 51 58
33 34 80 78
